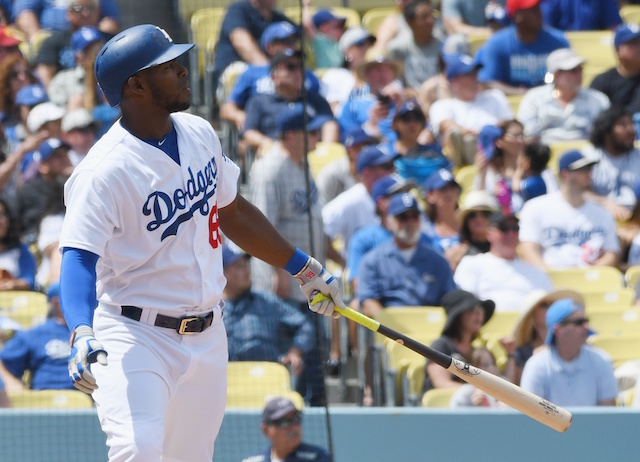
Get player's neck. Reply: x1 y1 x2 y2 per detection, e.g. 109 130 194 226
120 108 172 140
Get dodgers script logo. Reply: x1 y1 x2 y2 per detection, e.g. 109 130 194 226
143 155 220 246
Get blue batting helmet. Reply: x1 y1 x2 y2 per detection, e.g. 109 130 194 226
94 24 194 107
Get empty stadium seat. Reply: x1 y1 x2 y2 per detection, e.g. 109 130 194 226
190 8 225 77
620 5 640 25
8 389 94 409
625 265 640 292
565 31 616 70
0 291 48 329
375 306 446 343
587 308 640 337
582 288 635 311
547 139 590 174
226 389 305 409
480 311 519 338
421 387 457 407
382 339 426 406
307 142 348 179
588 335 640 367
546 266 624 292
362 7 397 35
454 164 478 204
227 361 293 396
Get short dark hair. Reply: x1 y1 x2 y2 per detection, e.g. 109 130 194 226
590 106 632 148
523 142 550 174
404 0 432 22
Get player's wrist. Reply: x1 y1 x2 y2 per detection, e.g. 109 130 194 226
70 325 94 346
285 248 310 276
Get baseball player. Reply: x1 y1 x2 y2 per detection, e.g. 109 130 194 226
58 24 345 462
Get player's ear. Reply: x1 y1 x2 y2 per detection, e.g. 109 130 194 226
124 74 145 98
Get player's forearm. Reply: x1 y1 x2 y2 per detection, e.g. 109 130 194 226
60 248 99 331
219 195 296 268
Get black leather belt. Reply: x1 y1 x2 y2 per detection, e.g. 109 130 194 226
121 306 214 335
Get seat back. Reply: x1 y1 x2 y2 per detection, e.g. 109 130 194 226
480 311 520 339
620 5 640 25
362 7 397 34
375 306 446 341
421 388 456 407
565 31 616 70
547 140 590 175
8 389 94 409
0 291 48 329
588 335 640 367
190 8 226 77
307 142 348 179
587 309 640 337
625 265 640 292
582 288 635 311
547 266 624 292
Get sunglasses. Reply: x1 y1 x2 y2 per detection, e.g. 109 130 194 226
70 4 97 13
282 62 302 72
467 211 491 219
399 113 424 123
10 69 30 79
561 317 589 327
374 162 395 171
498 223 519 233
396 210 420 222
269 414 302 428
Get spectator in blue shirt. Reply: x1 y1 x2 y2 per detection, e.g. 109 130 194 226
477 0 569 95
212 0 292 93
0 198 36 290
220 21 320 132
540 0 622 31
0 282 72 391
358 191 456 319
0 375 10 407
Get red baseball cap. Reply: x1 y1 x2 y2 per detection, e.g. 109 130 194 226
506 0 540 16
0 28 21 48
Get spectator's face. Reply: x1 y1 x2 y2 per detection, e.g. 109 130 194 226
514 5 542 33
389 208 422 245
223 257 252 295
263 411 302 456
427 183 459 211
476 349 498 375
617 37 640 73
345 40 373 69
320 20 346 41
450 72 479 101
9 62 32 98
555 308 590 348
67 0 100 29
460 305 485 334
465 209 491 241
533 300 551 334
408 3 435 38
41 148 72 177
607 114 636 153
565 165 593 190
63 125 97 155
553 66 583 93
495 123 525 157
488 219 519 252
273 59 303 93
393 111 425 141
267 36 298 56
364 63 396 94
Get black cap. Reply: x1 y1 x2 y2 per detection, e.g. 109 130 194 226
488 211 518 227
262 396 298 423
270 48 303 71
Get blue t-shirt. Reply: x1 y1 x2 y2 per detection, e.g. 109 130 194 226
0 318 72 390
357 241 456 307
13 0 119 31
229 64 320 109
541 0 622 31
477 26 569 88
243 92 334 139
213 0 291 84
337 94 397 146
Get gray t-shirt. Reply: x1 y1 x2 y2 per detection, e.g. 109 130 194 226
442 0 506 27
388 37 442 89
584 145 640 210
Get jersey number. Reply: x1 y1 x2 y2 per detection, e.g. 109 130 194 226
209 203 221 249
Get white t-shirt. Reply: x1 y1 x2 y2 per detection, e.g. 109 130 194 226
320 68 356 115
428 89 514 138
518 191 619 269
454 252 553 311
59 112 240 314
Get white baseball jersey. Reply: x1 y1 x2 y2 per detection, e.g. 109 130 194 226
59 112 240 313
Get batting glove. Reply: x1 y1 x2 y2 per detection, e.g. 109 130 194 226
293 256 345 319
69 326 108 394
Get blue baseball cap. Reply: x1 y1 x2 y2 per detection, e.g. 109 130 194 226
545 298 595 345
423 168 459 192
222 244 250 268
312 9 347 29
371 174 416 202
260 22 299 49
344 127 378 148
614 23 640 48
71 26 104 52
393 98 425 121
356 145 397 174
388 192 420 217
33 138 70 163
15 84 48 106
478 125 503 160
558 150 598 172
275 103 332 133
485 2 510 25
445 54 481 80
47 282 60 300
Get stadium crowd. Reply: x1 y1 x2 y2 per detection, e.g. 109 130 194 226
1 0 640 412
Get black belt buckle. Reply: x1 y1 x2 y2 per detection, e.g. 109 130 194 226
177 316 203 335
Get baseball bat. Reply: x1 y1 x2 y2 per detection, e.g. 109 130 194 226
312 293 572 432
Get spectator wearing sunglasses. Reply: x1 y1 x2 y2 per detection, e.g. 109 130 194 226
518 150 620 270
358 192 455 319
454 211 553 311
520 298 617 406
242 396 330 462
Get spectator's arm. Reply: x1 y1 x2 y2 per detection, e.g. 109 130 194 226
594 251 618 267
361 298 384 318
14 9 39 39
517 241 548 270
583 190 631 222
229 29 269 65
220 101 246 131
371 15 398 54
426 362 463 389
98 17 119 35
320 120 340 143
442 16 490 36
34 64 57 90
301 0 316 39
0 360 23 393
242 129 273 152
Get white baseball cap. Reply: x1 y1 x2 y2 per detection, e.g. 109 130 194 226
62 108 95 132
546 48 586 74
339 26 375 54
27 102 66 133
